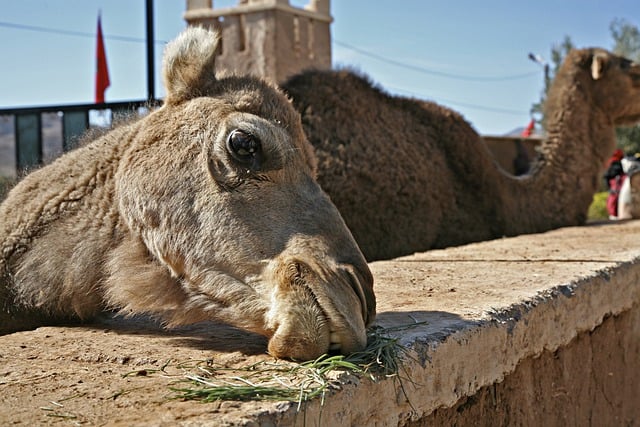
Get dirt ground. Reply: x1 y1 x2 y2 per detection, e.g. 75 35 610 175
1 220 639 426
0 318 282 426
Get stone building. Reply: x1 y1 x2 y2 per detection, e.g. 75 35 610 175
184 0 332 82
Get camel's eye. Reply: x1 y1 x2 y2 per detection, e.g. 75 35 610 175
227 129 262 168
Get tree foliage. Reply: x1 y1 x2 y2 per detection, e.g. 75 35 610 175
610 18 640 155
610 18 640 60
533 18 640 154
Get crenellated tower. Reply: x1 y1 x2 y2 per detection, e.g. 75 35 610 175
184 0 332 82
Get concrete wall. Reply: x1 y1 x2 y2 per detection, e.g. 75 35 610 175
416 306 640 426
251 220 640 425
2 221 639 425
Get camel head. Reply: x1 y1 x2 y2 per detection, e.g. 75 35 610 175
573 48 640 125
109 28 375 360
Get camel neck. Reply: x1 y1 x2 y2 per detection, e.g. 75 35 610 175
542 78 616 174
504 69 616 234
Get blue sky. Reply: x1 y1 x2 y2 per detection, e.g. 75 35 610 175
0 0 638 135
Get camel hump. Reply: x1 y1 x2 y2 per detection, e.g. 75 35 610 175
162 26 221 104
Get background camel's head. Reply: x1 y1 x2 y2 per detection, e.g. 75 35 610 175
111 28 375 360
573 48 640 125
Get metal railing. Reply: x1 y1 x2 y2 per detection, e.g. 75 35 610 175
0 100 160 177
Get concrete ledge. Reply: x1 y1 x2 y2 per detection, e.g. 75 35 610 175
1 220 639 425
268 220 640 426
419 307 640 425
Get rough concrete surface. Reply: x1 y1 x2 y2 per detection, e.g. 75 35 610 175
414 307 640 426
1 220 640 426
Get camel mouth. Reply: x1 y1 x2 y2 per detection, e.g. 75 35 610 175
265 258 372 360
296 284 348 355
300 263 370 354
303 279 364 355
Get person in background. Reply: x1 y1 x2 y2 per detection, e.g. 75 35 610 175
616 153 640 219
603 149 625 219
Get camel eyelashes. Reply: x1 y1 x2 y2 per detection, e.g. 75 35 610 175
226 129 263 169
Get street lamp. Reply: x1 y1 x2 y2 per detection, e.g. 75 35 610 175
528 52 550 90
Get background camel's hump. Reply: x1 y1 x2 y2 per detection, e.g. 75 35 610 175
283 48 640 261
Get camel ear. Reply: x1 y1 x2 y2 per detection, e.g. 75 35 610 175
591 52 607 80
162 27 220 104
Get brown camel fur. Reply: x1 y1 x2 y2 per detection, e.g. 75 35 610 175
0 28 376 361
283 48 640 261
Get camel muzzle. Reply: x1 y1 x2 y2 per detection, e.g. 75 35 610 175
264 255 374 360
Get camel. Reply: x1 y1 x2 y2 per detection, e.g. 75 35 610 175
0 27 376 361
283 48 640 261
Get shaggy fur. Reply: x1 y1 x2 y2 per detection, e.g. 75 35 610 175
282 48 640 261
0 28 375 361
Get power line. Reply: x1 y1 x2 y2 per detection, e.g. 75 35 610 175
440 99 527 115
2 20 537 84
386 85 528 116
334 39 540 82
0 18 531 116
0 20 168 44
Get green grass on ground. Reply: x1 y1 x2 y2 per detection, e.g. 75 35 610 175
588 191 609 221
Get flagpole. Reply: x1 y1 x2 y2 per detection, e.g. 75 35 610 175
145 0 155 102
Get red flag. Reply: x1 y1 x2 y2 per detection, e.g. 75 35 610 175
521 119 535 137
95 14 110 103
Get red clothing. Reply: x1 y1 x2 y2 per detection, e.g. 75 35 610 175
607 174 626 217
604 149 627 218
609 149 624 165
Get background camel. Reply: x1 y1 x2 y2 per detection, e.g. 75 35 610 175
283 48 640 261
0 28 376 361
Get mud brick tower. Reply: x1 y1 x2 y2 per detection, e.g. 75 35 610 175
184 0 332 82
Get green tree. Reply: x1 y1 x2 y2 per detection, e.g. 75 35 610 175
610 18 640 60
610 18 640 155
